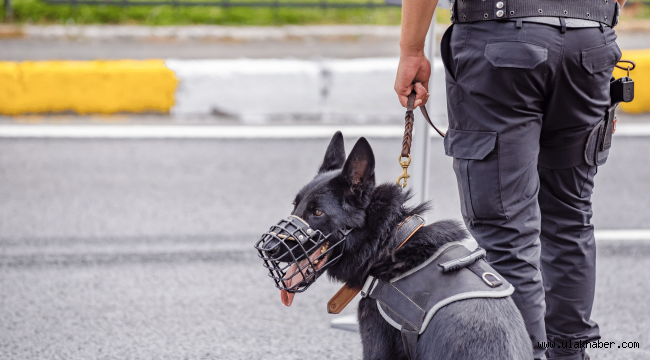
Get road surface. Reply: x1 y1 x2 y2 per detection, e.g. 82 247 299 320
1 134 649 359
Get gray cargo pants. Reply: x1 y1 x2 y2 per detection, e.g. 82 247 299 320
441 20 621 360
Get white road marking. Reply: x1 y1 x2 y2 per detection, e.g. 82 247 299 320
1 124 650 138
461 229 650 248
0 125 404 138
2 229 648 260
594 229 650 241
0 242 254 257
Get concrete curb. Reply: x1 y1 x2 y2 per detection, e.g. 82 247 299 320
0 52 647 117
0 57 448 120
1 21 649 42
165 57 446 121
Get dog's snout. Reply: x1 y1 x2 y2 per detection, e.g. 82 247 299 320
260 237 282 258
261 237 280 252
259 236 295 262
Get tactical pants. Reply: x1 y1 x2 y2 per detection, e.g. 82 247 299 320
441 20 621 360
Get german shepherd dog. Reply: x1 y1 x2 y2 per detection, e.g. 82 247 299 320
260 132 533 360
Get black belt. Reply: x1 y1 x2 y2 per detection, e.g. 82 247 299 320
451 0 620 28
512 17 601 28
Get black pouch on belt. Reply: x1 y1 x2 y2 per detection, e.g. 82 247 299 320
585 76 634 166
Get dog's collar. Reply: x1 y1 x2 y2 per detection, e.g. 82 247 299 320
326 214 426 314
391 214 425 261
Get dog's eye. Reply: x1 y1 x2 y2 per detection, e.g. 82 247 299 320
314 209 323 216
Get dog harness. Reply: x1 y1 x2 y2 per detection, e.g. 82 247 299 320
363 238 514 360
326 215 515 360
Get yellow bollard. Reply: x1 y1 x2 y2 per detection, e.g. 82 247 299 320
0 60 178 115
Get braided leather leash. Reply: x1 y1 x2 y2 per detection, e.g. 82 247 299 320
396 91 447 188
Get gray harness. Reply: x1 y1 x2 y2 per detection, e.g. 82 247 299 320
360 241 515 360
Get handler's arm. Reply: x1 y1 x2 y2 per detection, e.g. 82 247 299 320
394 0 439 108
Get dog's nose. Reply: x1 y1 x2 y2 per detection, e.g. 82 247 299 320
261 237 280 255
260 235 303 263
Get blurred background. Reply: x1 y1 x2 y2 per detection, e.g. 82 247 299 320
1 0 650 359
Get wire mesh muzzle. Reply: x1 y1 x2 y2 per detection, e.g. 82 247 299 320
254 216 348 293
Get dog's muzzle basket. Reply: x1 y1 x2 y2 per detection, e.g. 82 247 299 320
254 215 349 293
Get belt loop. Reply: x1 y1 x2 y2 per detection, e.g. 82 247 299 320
516 19 523 29
559 17 567 34
600 22 605 33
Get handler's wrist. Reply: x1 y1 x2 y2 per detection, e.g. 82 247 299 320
399 43 425 57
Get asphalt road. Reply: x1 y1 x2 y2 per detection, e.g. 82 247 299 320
0 37 401 60
0 135 649 359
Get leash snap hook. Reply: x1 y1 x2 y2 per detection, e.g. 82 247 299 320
396 154 411 188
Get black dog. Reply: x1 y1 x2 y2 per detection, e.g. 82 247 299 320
263 132 533 360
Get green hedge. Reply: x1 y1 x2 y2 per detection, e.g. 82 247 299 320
6 0 402 25
3 0 456 25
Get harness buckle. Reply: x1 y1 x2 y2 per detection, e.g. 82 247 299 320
481 272 503 288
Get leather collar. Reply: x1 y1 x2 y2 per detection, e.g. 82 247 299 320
327 215 426 314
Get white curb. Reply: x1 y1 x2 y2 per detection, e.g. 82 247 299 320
166 57 447 122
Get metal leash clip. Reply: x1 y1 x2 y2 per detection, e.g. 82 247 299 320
396 154 411 187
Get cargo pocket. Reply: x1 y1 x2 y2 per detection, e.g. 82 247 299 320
484 41 547 69
444 129 506 220
582 41 622 74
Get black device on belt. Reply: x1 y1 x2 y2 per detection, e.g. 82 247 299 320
451 0 620 28
585 63 635 167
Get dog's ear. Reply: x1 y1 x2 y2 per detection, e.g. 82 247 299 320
341 137 375 201
318 131 346 174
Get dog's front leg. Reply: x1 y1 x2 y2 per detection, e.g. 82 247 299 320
358 298 408 360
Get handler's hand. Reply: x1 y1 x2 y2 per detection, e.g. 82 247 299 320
395 52 431 108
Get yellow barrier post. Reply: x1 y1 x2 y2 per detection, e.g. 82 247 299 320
0 60 178 116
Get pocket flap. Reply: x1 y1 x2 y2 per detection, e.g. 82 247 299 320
582 42 622 74
484 41 547 69
444 129 497 160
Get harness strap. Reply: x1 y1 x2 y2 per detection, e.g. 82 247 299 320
401 325 420 360
326 215 426 314
368 280 428 360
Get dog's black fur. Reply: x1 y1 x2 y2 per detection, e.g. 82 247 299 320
288 132 533 360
